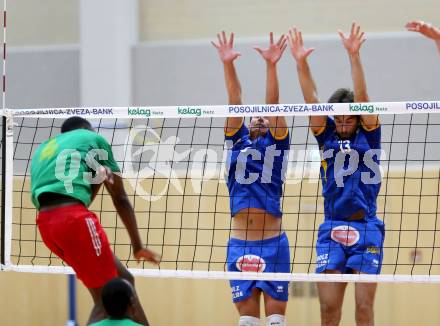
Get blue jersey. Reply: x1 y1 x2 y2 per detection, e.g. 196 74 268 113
225 122 289 217
314 117 381 220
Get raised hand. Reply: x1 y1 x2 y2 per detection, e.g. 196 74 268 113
211 31 241 63
338 22 366 56
405 20 440 40
134 247 161 265
288 27 315 63
254 32 287 65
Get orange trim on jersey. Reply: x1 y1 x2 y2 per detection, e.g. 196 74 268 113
224 118 244 137
270 127 289 140
321 159 328 181
361 118 380 132
312 121 327 136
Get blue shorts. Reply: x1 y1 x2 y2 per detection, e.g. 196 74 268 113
227 233 290 303
316 218 385 274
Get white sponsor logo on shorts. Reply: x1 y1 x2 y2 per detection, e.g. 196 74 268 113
316 253 329 268
236 254 266 272
231 285 244 299
331 225 360 246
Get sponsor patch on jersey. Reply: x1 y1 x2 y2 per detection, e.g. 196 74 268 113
236 254 266 272
366 246 380 254
331 225 360 246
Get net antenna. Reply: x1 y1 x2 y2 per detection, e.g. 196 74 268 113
0 0 7 268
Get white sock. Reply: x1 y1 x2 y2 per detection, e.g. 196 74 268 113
266 314 285 326
239 315 261 326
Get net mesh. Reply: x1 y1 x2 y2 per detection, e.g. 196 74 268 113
5 111 440 281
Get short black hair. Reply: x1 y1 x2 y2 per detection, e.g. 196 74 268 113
101 278 134 319
61 116 93 133
328 88 354 103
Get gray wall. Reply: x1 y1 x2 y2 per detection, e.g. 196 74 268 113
2 46 80 109
138 0 440 41
2 32 439 109
133 32 440 106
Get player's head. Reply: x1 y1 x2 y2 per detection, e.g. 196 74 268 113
61 116 94 133
249 116 269 140
101 277 135 320
328 88 360 140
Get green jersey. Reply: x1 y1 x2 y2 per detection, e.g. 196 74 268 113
89 319 142 326
31 129 120 209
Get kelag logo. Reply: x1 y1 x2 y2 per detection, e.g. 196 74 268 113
128 107 151 117
349 103 387 113
177 107 202 116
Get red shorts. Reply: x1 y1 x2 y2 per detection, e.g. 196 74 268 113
37 204 117 288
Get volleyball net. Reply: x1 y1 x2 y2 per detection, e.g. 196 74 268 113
1 101 440 282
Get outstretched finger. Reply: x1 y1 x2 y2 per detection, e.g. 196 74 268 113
298 30 304 46
253 46 264 56
292 27 299 43
270 32 274 45
221 31 227 44
305 47 315 57
350 22 355 36
137 250 161 265
337 29 346 41
405 23 419 31
359 31 365 42
217 33 222 45
229 32 235 46
276 34 285 47
405 21 418 29
279 35 287 49
355 24 361 37
288 29 295 46
211 41 219 49
287 33 294 49
149 253 161 265
281 43 287 54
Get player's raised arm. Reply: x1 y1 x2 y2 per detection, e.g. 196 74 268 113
406 20 440 54
288 27 325 135
339 22 378 130
254 32 288 139
212 31 244 135
102 167 160 264
254 32 287 105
